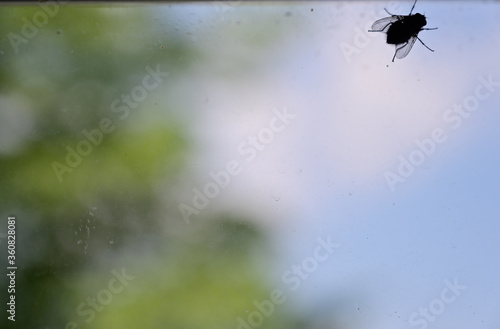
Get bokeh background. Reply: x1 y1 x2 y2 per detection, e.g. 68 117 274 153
1 1 499 329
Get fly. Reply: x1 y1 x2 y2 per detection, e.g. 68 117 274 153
368 0 437 62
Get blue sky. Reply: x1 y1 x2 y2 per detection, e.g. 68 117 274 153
177 2 500 328
1 2 498 329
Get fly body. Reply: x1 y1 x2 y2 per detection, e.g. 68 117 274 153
369 0 437 62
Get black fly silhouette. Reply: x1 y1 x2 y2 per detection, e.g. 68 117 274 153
368 0 437 62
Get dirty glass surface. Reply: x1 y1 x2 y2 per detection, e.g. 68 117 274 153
1 1 499 328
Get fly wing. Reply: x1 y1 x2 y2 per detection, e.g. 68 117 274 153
395 36 418 59
369 15 402 32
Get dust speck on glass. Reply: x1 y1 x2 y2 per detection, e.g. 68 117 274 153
0 1 499 329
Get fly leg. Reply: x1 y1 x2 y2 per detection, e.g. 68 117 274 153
393 42 408 62
408 0 418 15
384 8 394 16
416 37 434 52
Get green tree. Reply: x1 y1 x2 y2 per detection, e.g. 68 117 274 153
0 4 307 329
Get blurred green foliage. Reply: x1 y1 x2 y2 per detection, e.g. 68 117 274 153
0 3 305 329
